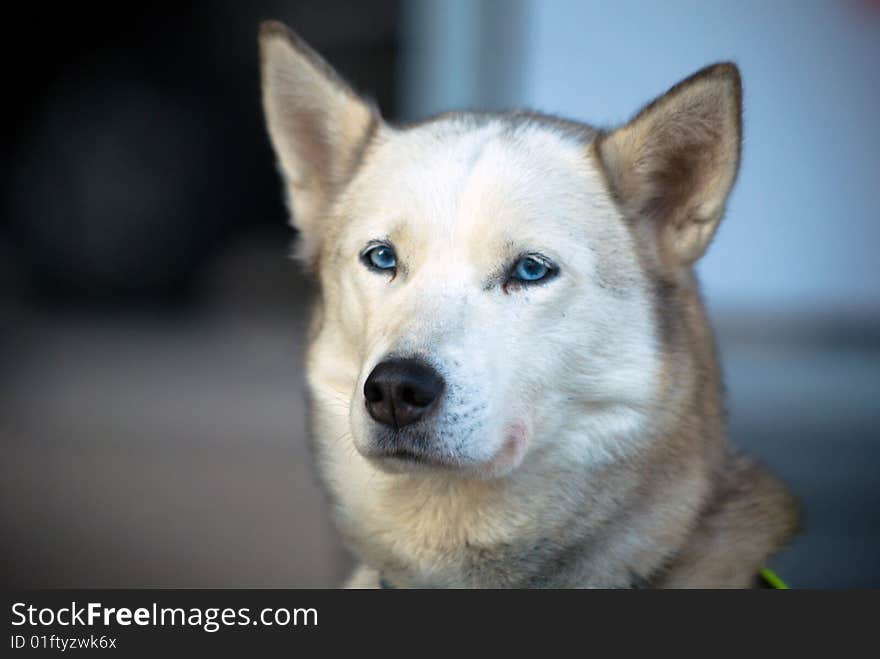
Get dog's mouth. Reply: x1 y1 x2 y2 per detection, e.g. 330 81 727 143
385 448 423 462
357 421 529 479
362 441 463 473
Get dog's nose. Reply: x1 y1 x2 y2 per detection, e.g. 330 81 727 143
363 358 445 429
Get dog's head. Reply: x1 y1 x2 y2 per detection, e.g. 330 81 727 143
260 22 741 479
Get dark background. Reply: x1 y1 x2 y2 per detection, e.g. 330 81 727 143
3 1 400 305
2 0 401 588
2 1 878 588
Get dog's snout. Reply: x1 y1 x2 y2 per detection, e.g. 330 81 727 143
364 358 445 429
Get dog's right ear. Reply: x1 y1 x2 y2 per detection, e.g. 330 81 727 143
259 21 380 264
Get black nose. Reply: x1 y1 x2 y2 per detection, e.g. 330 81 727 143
363 358 445 429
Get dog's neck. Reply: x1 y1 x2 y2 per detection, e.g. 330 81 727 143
329 434 712 588
329 423 796 588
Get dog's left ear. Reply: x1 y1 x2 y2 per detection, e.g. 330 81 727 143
595 63 742 266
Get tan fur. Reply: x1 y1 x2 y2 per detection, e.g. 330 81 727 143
595 63 742 268
259 21 798 588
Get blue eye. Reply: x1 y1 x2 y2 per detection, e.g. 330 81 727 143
362 244 397 272
512 256 551 282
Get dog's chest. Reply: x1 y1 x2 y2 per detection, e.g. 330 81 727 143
331 471 641 588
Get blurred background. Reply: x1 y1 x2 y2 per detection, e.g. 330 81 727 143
2 0 878 588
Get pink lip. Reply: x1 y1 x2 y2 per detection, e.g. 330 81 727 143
482 421 529 477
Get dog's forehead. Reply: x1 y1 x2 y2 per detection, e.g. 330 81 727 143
345 115 617 246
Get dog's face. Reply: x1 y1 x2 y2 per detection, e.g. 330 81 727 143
260 23 741 480
329 120 661 478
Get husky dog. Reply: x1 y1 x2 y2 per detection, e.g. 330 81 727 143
259 21 798 588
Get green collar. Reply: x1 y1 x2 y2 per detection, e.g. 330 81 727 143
759 567 789 589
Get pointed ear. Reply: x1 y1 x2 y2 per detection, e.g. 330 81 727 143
259 21 380 262
594 63 742 266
